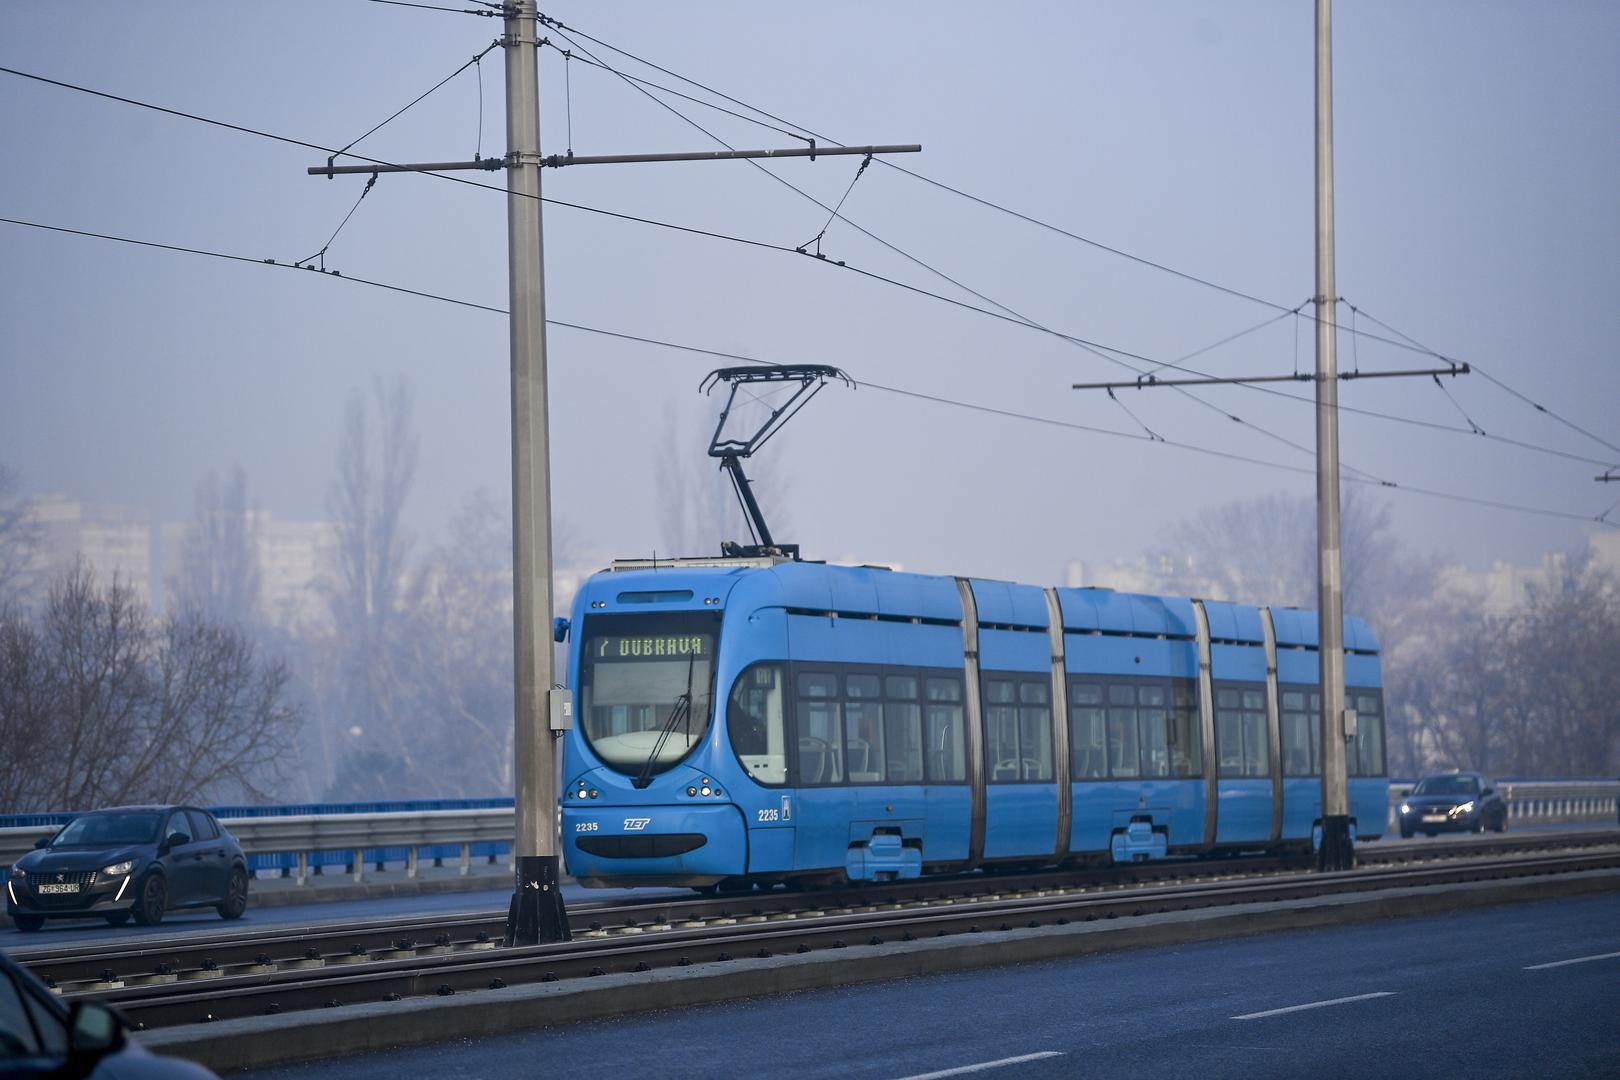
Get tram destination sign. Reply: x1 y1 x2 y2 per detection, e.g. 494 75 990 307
593 633 711 661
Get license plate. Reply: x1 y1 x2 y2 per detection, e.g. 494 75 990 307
1421 814 1446 823
37 882 80 894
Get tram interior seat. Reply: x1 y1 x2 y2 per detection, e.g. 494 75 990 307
798 736 830 784
846 738 881 783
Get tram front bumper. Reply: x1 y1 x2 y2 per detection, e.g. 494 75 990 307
562 803 747 888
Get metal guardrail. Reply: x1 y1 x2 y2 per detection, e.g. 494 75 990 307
1 808 518 884
1386 780 1620 832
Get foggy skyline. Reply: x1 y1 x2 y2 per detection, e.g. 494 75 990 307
3 2 1617 589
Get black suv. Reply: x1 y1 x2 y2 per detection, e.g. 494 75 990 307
1397 772 1508 837
6 806 249 932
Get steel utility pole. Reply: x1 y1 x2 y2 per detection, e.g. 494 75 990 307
1314 0 1355 872
502 0 567 946
306 2 918 946
1071 0 1427 872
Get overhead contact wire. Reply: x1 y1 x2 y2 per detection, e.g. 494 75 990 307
9 212 1609 531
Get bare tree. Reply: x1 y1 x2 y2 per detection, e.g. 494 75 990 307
323 376 418 761
0 561 301 813
1111 488 1446 776
1496 561 1620 775
38 562 151 810
1136 486 1416 616
395 489 516 797
0 464 43 609
171 465 262 629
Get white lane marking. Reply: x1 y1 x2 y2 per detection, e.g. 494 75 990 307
1232 991 1396 1020
893 1051 1065 1080
1525 950 1620 971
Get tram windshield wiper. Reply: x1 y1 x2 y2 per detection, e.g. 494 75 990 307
632 652 697 789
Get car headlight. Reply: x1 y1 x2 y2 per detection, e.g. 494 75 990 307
101 861 135 877
1399 803 1410 815
1451 801 1475 816
9 866 25 880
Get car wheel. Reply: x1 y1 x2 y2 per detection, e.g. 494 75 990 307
104 911 132 927
1472 817 1485 834
1399 826 1413 839
217 867 249 920
132 873 167 926
12 914 44 933
1493 811 1508 833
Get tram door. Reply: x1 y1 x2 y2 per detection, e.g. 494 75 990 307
980 672 1059 859
1214 684 1273 843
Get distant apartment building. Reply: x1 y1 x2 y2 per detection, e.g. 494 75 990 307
26 495 155 606
1438 530 1620 615
158 513 337 628
1081 530 1620 615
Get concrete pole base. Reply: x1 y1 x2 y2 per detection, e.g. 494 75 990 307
505 855 571 946
1317 815 1355 872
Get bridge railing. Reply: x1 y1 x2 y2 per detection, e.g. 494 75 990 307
1 802 517 884
1386 779 1620 832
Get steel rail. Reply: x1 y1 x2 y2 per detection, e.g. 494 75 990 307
81 848 1620 1029
20 853 1311 988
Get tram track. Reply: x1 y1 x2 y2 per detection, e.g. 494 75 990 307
16 830 1616 996
35 839 1620 1030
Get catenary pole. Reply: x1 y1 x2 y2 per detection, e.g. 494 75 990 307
302 9 915 944
1315 0 1354 872
504 0 569 945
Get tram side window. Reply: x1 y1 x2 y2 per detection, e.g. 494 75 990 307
1350 691 1386 777
884 675 924 784
1280 688 1322 776
728 663 787 786
1019 681 1054 781
985 678 1022 782
1169 680 1202 777
923 676 966 783
1107 683 1141 778
844 674 886 783
1216 686 1269 778
1069 681 1107 779
1137 683 1170 779
796 671 844 785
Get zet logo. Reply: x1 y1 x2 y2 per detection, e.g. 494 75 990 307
623 817 652 831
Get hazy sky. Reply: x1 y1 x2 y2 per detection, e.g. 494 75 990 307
2 1 1616 587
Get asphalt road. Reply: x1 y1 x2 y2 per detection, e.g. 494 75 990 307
238 890 1620 1080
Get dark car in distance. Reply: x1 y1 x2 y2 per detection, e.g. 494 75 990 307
0 947 219 1078
6 806 249 932
1397 772 1508 838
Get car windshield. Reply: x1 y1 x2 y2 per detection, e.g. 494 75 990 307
1413 775 1480 797
577 610 721 777
52 811 164 846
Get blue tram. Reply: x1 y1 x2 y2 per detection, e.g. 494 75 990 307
559 556 1386 889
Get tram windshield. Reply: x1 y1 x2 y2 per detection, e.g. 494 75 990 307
577 611 721 778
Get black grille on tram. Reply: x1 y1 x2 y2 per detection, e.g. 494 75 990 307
576 834 708 859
